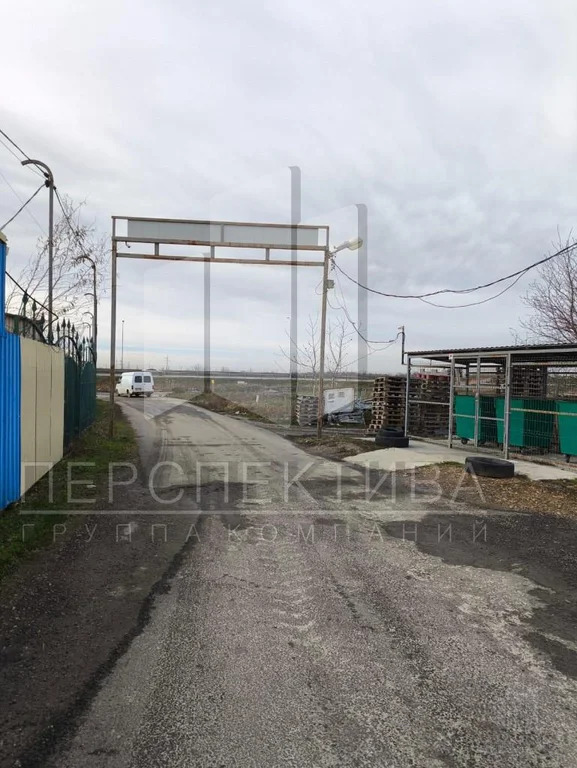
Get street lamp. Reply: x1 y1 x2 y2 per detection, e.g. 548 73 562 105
76 254 98 364
331 236 363 254
317 236 364 438
21 158 55 342
82 310 94 339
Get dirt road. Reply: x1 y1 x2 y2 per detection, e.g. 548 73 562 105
4 397 577 767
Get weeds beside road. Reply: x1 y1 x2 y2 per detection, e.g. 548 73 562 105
189 391 272 422
0 400 137 585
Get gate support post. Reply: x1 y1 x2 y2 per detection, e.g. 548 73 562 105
109 236 117 437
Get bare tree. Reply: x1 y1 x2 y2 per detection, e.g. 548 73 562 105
327 315 353 386
280 315 319 386
519 235 577 343
6 194 108 331
280 314 353 391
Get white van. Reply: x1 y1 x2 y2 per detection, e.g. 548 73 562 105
116 371 154 397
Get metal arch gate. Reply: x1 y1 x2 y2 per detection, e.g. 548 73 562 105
108 216 333 437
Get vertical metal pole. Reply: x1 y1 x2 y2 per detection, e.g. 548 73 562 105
404 356 411 436
503 353 512 459
316 249 330 439
92 263 97 365
47 180 54 343
474 355 481 447
121 320 124 370
290 166 300 425
400 325 406 366
203 258 211 393
0 233 7 332
356 204 368 397
21 160 54 341
108 240 117 437
448 354 455 448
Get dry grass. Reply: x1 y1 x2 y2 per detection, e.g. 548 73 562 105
405 463 577 519
288 435 382 461
290 434 577 519
189 392 272 423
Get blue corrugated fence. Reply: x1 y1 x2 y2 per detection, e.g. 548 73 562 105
0 235 22 508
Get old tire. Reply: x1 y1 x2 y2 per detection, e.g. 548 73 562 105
375 435 409 448
465 456 514 479
378 426 405 438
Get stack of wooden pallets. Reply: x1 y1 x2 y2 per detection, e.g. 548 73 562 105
409 375 450 436
367 376 406 434
296 395 319 426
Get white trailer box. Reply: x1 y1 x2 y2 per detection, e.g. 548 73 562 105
324 387 355 415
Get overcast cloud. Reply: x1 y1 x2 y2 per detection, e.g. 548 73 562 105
2 0 577 371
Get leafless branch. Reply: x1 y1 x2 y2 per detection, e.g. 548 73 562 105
519 234 577 343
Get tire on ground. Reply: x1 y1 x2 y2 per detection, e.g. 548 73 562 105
465 456 514 479
374 435 410 448
377 427 405 438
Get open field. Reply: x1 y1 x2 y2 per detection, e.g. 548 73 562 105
97 372 375 424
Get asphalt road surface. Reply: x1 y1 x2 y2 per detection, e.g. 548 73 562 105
48 397 577 768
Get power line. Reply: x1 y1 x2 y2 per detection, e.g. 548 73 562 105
333 240 577 300
0 169 46 234
0 132 44 180
345 337 399 369
0 183 45 230
417 272 526 308
0 136 26 166
332 266 401 346
5 271 56 316
54 187 92 260
0 127 31 161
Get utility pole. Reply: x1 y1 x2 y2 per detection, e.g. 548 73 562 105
121 319 124 370
316 249 330 439
21 159 54 341
399 325 406 365
316 237 363 438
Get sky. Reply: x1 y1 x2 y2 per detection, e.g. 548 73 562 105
1 0 577 373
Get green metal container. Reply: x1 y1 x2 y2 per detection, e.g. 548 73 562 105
556 400 577 459
454 395 497 444
495 398 554 451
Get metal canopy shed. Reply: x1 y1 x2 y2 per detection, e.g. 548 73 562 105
405 342 577 460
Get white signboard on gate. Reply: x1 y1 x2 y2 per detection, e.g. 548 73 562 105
124 218 327 250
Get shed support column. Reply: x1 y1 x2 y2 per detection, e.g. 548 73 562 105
473 356 481 447
503 353 512 459
448 355 455 448
404 357 411 436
